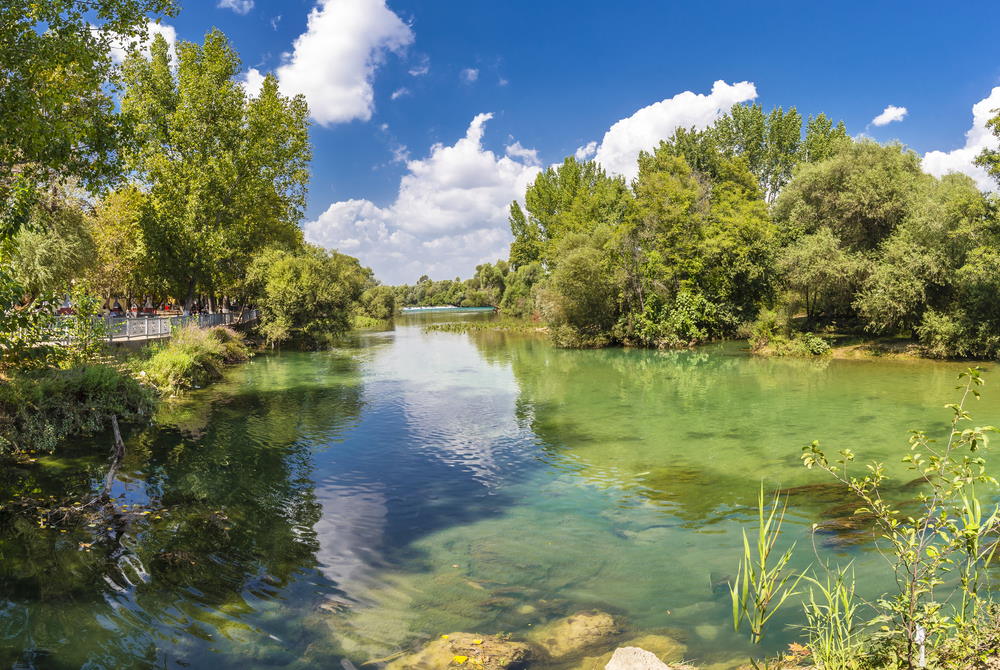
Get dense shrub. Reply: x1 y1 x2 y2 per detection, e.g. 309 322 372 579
0 364 156 453
143 326 250 393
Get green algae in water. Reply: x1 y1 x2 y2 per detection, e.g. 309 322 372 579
0 313 996 668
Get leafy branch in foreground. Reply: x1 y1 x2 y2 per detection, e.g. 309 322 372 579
802 367 1000 669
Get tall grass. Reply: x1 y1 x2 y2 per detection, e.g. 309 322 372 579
143 326 250 394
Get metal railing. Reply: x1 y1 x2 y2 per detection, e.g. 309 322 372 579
53 310 258 343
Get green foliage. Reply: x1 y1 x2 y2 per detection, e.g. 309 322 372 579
779 228 866 319
0 0 177 237
62 283 110 365
712 103 803 202
395 259 537 313
86 186 161 300
0 268 60 370
0 363 155 453
422 317 539 335
358 285 397 321
247 245 368 347
730 484 804 645
143 325 249 393
540 234 618 347
772 141 925 251
801 564 864 670
974 108 1000 186
120 30 310 306
802 368 1000 668
8 184 95 300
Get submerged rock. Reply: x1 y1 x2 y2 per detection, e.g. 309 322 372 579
384 632 531 670
605 646 670 669
528 610 620 659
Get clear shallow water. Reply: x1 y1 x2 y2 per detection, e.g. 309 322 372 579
1 311 998 669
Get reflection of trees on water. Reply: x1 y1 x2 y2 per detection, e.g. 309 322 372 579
0 353 365 669
470 333 975 533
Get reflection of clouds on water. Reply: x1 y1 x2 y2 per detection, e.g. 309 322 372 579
365 326 527 490
314 483 388 590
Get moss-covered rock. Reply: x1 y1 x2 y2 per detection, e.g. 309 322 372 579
527 610 620 659
384 632 531 670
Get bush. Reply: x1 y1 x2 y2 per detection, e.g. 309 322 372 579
0 363 156 453
143 325 249 393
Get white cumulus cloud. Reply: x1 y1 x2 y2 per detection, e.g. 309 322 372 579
218 0 254 15
304 114 541 283
240 68 266 97
260 0 413 126
460 67 479 83
574 141 597 160
109 21 177 64
872 105 907 126
923 87 1000 191
593 80 757 181
390 86 410 100
505 141 540 166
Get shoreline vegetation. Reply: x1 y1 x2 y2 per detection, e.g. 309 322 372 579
417 311 969 362
394 101 1000 367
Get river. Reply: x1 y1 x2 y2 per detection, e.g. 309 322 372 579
1 309 996 668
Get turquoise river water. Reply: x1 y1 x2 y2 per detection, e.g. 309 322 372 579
1 309 998 668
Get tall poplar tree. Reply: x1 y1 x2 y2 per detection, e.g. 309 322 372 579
120 30 310 308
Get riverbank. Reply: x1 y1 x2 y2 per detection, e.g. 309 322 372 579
0 325 253 454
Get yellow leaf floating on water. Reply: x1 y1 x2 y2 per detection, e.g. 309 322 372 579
452 656 468 665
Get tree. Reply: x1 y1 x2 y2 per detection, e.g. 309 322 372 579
801 114 849 164
86 187 160 303
358 285 397 321
0 0 177 236
515 157 630 267
120 30 310 309
8 184 95 301
540 233 618 346
771 140 926 250
712 104 803 202
246 246 369 347
974 105 1000 186
779 228 865 319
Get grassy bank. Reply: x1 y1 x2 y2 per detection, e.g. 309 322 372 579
0 325 252 454
140 325 251 394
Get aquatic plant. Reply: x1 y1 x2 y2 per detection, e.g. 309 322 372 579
802 367 1000 668
730 484 804 645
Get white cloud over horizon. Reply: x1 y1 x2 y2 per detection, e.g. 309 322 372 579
592 80 758 181
872 105 908 126
923 87 1000 191
246 0 413 126
304 114 541 283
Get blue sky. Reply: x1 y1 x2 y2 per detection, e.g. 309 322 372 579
154 0 1000 284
